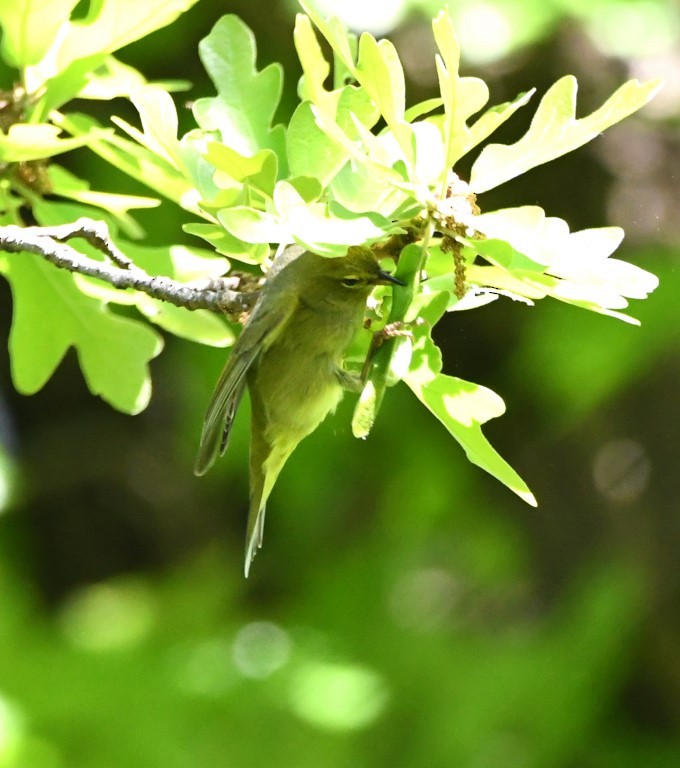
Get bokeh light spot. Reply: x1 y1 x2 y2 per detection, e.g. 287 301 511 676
232 621 291 679
390 567 462 631
593 438 651 503
630 53 680 119
0 450 15 515
310 0 406 35
59 581 155 651
176 638 235 697
457 2 513 64
0 695 23 762
587 1 680 58
288 661 388 731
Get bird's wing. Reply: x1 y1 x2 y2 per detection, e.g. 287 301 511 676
193 302 291 476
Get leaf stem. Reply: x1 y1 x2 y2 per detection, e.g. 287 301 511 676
352 218 434 438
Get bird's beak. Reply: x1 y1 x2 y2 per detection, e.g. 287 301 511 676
376 269 405 286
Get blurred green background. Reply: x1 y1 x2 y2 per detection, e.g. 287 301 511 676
0 0 679 766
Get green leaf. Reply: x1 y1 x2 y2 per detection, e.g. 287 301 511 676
469 238 547 274
446 89 535 165
298 2 356 74
137 302 233 347
286 176 324 202
124 86 185 170
468 206 658 318
464 230 658 324
28 198 233 351
36 54 108 116
304 102 387 179
0 0 78 67
470 206 561 268
472 206 614 270
25 0 201 90
546 228 657 301
218 207 285 245
354 33 412 162
81 56 190 101
299 4 415 168
112 85 211 210
178 132 225 205
205 143 278 198
405 325 536 505
287 86 379 185
55 113 197 211
274 182 395 255
78 55 149 99
405 98 443 122
330 158 408 217
465 264 549 304
411 121 445 187
0 123 111 162
73 240 235 347
128 242 229 284
332 33 359 91
40 54 181 115
431 10 490 181
352 243 423 438
431 8 461 180
48 165 159 239
0 220 163 414
294 13 331 105
470 76 663 193
193 15 285 162
287 101 342 183
183 222 268 264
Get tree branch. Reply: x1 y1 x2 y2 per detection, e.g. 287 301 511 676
0 218 260 318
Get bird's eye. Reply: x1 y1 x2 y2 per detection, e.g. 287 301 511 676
341 277 361 288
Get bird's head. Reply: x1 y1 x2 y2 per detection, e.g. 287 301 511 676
297 246 402 310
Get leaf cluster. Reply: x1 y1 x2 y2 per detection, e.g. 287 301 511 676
0 0 231 413
0 0 661 500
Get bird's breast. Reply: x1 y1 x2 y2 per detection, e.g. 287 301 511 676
250 351 343 444
247 303 360 443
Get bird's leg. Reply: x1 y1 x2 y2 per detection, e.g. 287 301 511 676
336 369 364 392
360 321 414 382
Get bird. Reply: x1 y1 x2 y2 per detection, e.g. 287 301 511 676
194 244 402 575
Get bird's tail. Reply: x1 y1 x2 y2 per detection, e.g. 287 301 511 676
245 427 292 577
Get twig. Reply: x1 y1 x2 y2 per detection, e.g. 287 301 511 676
0 218 259 317
23 218 136 268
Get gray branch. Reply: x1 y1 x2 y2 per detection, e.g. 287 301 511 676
0 218 260 317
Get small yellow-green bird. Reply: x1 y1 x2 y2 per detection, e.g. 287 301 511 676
195 244 402 575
